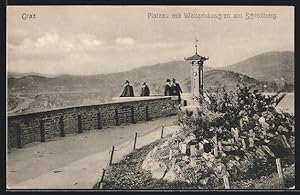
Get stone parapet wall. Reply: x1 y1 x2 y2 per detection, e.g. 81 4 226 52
8 97 178 149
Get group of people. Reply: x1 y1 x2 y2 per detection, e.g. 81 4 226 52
120 80 150 97
164 78 183 103
119 78 183 103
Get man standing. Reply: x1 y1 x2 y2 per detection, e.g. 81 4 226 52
171 78 183 104
120 80 134 97
164 79 172 96
141 82 150 96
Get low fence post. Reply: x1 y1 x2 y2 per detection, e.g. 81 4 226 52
223 175 230 189
133 132 138 150
213 147 218 157
160 126 164 138
181 143 187 154
199 142 204 154
108 145 115 166
171 158 176 169
276 158 285 187
190 157 196 167
97 168 106 189
169 149 173 160
190 145 196 157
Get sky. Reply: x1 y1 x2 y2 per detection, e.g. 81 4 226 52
7 6 294 75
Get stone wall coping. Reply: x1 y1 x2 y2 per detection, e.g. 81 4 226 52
8 96 174 119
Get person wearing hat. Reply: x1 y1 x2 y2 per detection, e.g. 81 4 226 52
120 80 134 97
140 82 150 96
164 79 172 96
171 78 183 104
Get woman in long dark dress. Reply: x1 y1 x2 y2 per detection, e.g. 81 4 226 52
120 80 134 97
141 82 150 96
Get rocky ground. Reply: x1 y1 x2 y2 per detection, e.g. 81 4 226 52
100 136 294 190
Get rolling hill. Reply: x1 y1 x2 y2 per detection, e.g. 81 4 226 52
221 51 294 85
8 60 213 96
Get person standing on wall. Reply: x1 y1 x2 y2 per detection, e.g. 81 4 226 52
164 79 172 96
171 78 183 104
120 80 134 97
141 82 150 96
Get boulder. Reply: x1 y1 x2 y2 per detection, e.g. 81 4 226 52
142 148 156 171
223 145 235 152
277 125 289 133
212 162 227 179
159 140 169 149
163 169 178 182
182 155 189 162
199 177 209 185
259 116 270 131
221 140 232 145
183 134 197 145
202 152 214 161
151 162 168 180
179 143 187 154
172 149 181 156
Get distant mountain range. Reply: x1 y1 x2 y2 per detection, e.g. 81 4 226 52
8 50 294 97
221 51 294 85
8 72 58 79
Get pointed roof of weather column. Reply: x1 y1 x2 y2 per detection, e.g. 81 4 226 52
184 53 204 61
184 38 209 61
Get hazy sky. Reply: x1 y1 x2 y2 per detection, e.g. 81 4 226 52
7 6 294 75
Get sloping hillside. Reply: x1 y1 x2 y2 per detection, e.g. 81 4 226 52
182 69 293 92
221 51 294 84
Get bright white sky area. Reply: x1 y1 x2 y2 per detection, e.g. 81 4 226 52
7 6 294 75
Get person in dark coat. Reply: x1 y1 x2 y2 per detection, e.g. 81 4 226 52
164 79 172 96
141 82 150 96
120 80 134 97
171 78 183 104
